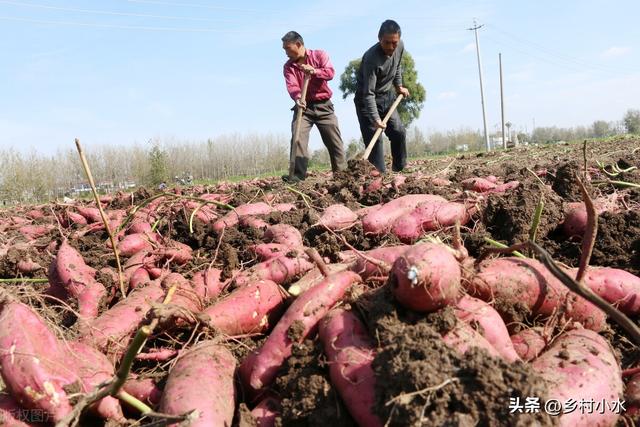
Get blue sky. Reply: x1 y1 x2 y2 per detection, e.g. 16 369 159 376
1 0 638 154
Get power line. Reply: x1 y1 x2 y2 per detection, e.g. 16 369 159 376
0 15 245 32
0 0 242 23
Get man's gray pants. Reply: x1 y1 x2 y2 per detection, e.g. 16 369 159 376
290 99 347 180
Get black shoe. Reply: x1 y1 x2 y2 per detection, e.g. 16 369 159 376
281 175 302 183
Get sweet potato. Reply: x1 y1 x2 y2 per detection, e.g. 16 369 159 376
129 267 151 289
127 220 152 234
318 204 359 230
562 195 619 238
532 328 623 426
123 376 162 407
18 224 53 240
347 245 408 280
567 266 640 315
288 263 350 296
454 295 520 362
469 257 607 331
161 273 203 313
442 321 503 359
239 270 361 394
239 215 270 230
191 267 225 302
391 201 471 242
213 202 273 232
48 240 106 321
65 341 124 421
389 243 461 312
75 206 102 223
361 194 447 235
158 240 193 265
116 232 155 257
0 393 33 427
624 372 640 416
67 210 88 226
159 341 236 427
233 254 314 288
80 280 165 360
203 279 284 336
510 328 546 362
249 243 293 261
251 396 281 427
0 297 76 422
318 308 382 426
461 177 496 192
264 224 303 247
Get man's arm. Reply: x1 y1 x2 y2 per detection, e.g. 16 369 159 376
310 50 335 81
360 59 381 123
283 63 301 101
393 42 404 88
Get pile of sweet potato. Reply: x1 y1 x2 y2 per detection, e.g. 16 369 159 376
0 163 637 427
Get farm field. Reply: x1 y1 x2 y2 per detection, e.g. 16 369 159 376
1 136 639 426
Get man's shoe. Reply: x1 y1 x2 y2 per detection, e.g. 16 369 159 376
281 175 302 183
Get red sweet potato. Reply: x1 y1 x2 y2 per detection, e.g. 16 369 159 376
249 243 293 261
116 232 155 257
233 254 314 288
442 321 503 359
161 273 203 313
122 376 162 407
158 240 193 265
264 224 303 247
318 204 359 230
203 279 284 336
391 201 471 242
532 328 623 426
318 308 382 426
239 270 361 394
18 224 53 240
469 257 607 331
567 266 640 315
127 220 152 234
213 202 273 232
65 341 124 421
389 243 461 312
251 396 281 427
239 215 270 230
75 206 102 223
191 267 225 302
454 295 520 362
0 393 33 427
461 177 496 192
129 267 151 289
80 280 165 360
562 195 619 238
510 328 546 362
288 263 350 296
159 341 236 427
67 210 88 226
347 245 409 281
361 194 447 235
0 298 76 422
48 240 106 321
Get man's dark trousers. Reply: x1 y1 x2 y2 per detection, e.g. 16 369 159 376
355 91 406 173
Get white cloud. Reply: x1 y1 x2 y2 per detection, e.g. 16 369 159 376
437 91 457 100
602 46 631 58
462 42 475 53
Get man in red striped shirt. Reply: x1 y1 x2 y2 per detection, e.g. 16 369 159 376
282 31 347 182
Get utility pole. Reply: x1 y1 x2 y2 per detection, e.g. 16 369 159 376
499 52 506 149
468 19 490 152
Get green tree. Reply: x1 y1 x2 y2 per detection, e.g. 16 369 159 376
339 52 426 127
623 109 640 134
592 120 612 138
147 142 168 186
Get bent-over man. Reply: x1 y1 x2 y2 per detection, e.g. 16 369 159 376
354 19 410 173
282 31 347 182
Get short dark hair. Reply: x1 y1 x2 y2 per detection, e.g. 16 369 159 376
378 20 401 38
281 31 304 45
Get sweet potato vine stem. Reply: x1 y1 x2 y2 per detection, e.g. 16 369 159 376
304 248 330 277
75 138 126 298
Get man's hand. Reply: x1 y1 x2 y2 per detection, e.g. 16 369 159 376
300 64 316 75
395 85 410 98
374 119 386 130
295 98 307 110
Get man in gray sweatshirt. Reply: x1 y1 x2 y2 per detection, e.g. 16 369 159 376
354 19 410 173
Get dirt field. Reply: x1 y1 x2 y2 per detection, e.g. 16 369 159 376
1 136 639 426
